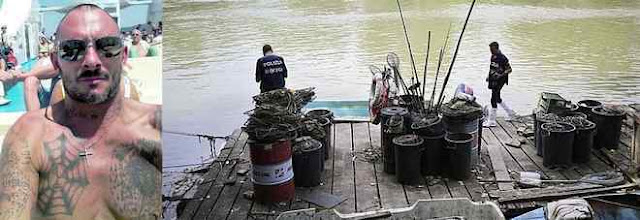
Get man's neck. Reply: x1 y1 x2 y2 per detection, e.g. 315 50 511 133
62 94 123 138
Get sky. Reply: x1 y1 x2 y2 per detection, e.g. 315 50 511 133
37 0 152 36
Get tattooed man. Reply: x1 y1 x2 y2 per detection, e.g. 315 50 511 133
0 4 161 220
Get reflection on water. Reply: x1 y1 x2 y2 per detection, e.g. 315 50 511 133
163 0 640 169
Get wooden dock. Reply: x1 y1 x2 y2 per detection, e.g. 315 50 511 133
176 117 638 220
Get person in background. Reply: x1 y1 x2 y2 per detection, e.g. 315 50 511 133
127 29 149 58
483 41 516 127
255 44 288 93
0 55 14 105
38 35 53 59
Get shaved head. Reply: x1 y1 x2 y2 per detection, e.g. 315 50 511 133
56 4 119 42
53 4 126 104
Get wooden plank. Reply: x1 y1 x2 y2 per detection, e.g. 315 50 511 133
498 119 567 179
194 133 249 219
498 183 638 203
225 165 255 219
445 178 471 199
404 184 431 205
248 202 272 220
427 178 452 199
477 138 499 194
206 141 251 219
369 124 409 209
179 129 244 219
332 123 356 214
507 120 583 180
352 123 382 212
481 127 515 191
633 120 640 167
490 121 544 173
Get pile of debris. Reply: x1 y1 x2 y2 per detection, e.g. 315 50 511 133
243 88 316 142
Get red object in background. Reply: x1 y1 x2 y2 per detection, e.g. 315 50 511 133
249 138 295 203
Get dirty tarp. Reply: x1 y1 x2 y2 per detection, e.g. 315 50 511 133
441 98 483 121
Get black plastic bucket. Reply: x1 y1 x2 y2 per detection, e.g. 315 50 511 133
316 117 332 161
577 100 602 120
412 116 445 176
444 133 474 180
420 133 445 176
381 106 411 134
393 134 424 185
292 137 323 187
306 109 334 122
534 111 561 156
572 120 596 163
541 122 576 167
477 116 484 163
443 116 480 134
383 115 404 174
591 107 625 150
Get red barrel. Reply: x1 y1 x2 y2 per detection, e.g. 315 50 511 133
249 139 295 203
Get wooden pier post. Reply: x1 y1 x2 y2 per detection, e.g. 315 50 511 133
630 104 640 166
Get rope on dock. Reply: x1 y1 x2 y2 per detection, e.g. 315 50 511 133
163 130 230 140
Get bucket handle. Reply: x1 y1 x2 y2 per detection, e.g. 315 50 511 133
542 128 551 137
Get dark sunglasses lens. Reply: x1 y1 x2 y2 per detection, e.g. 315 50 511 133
59 40 86 61
96 37 123 58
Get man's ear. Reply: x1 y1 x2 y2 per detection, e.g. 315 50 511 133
50 51 60 70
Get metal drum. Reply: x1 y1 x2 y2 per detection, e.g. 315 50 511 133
249 138 295 203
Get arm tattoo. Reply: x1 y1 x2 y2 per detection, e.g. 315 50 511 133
0 142 33 220
37 135 89 217
110 139 161 219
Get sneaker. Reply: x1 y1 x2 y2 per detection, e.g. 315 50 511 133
482 120 497 127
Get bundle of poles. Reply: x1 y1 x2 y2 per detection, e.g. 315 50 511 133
391 0 477 116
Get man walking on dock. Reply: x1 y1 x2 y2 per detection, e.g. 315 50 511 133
256 44 288 93
484 42 516 127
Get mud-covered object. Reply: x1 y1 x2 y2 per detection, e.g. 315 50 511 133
441 99 483 121
561 116 595 130
298 118 326 141
243 88 316 142
293 136 322 154
253 87 316 112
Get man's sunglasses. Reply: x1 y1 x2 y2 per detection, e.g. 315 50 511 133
57 36 123 62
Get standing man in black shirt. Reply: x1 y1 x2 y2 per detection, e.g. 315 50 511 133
484 42 516 127
256 44 288 93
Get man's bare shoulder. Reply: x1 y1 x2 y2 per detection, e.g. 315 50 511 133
123 99 160 130
6 109 49 139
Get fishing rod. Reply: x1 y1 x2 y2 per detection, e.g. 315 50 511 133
395 0 422 98
435 0 476 110
421 31 431 102
428 24 452 113
427 48 444 113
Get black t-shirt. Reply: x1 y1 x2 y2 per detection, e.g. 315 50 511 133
256 54 287 92
489 52 511 85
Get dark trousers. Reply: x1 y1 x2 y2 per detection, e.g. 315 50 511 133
490 83 504 108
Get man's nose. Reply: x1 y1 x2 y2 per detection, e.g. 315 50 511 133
82 46 102 70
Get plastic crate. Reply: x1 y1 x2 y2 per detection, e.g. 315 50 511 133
538 92 569 114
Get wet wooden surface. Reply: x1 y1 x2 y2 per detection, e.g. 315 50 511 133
176 118 635 220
